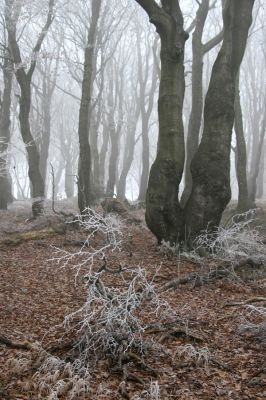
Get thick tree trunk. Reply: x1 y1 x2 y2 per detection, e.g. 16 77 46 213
181 0 223 206
5 0 54 217
0 56 13 209
136 0 188 244
181 0 209 207
77 0 101 212
234 73 249 212
185 0 254 240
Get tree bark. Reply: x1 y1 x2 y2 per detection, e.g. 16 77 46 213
181 0 223 207
137 34 158 202
185 0 254 240
257 143 265 199
77 0 101 212
136 0 188 244
117 104 140 200
248 109 266 206
234 73 249 212
0 53 13 209
5 0 54 217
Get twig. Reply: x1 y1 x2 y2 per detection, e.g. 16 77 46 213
223 297 266 308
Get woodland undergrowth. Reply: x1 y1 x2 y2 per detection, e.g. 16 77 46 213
6 208 266 399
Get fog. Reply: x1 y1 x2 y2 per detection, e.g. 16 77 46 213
0 0 265 206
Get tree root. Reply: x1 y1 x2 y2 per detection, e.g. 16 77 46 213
146 319 205 344
162 257 264 291
158 328 204 344
223 297 266 308
0 335 36 351
0 224 66 246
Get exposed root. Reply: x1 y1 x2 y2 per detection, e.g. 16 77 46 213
0 335 36 351
162 256 264 291
223 297 266 307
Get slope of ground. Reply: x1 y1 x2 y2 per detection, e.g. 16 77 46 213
0 201 265 399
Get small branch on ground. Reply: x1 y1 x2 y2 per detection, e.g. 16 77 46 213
223 297 266 308
162 256 263 291
0 335 35 351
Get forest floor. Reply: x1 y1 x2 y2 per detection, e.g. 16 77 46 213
0 200 265 400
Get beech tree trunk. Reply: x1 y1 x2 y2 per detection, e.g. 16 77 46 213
117 104 140 200
99 117 109 193
5 0 54 217
181 0 223 206
137 34 158 202
185 0 254 240
136 0 254 245
234 73 249 212
257 144 265 199
0 55 13 209
136 0 188 244
248 110 266 206
106 77 119 197
77 0 101 212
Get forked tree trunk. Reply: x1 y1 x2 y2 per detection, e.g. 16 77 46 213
136 0 254 245
136 0 188 244
77 0 101 212
185 0 254 240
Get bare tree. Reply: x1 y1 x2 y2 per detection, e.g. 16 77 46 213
77 0 102 213
5 0 55 217
135 0 255 244
181 0 223 206
0 39 13 209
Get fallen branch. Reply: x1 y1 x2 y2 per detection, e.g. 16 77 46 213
0 335 35 351
0 224 66 246
223 297 266 308
162 257 264 291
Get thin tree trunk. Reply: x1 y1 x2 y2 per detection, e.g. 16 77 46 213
0 54 13 209
257 143 265 199
99 119 109 194
117 105 140 200
248 110 266 206
65 156 74 198
5 0 54 217
234 73 249 212
137 35 158 202
181 0 223 206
